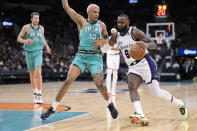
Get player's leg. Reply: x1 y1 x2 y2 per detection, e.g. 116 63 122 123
25 51 38 103
29 71 38 103
147 80 189 120
55 64 81 102
41 64 81 120
34 50 43 104
106 54 112 95
34 67 42 103
111 55 120 96
41 54 85 120
144 55 188 120
93 73 118 119
127 73 148 126
89 54 118 119
106 68 112 95
111 69 118 96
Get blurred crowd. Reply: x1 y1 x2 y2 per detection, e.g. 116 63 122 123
0 0 197 81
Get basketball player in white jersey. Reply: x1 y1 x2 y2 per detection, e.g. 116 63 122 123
108 14 189 126
104 29 120 97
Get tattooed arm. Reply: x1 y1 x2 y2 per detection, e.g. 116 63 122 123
132 27 157 49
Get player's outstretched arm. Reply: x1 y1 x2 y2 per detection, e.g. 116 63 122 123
17 25 32 45
132 27 156 49
62 0 85 29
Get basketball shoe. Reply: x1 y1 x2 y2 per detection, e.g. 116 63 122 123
33 93 38 104
37 94 43 104
108 102 118 119
178 100 189 120
129 112 149 126
40 106 55 120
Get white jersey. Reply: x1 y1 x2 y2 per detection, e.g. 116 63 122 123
117 26 148 65
106 43 120 55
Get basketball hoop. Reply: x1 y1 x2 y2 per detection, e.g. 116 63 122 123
156 32 165 44
156 36 164 44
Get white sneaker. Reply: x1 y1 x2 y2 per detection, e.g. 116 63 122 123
37 94 43 104
33 93 38 104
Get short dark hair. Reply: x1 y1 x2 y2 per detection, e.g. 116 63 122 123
118 14 129 20
31 12 40 18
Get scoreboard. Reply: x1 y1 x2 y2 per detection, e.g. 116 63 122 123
155 4 168 18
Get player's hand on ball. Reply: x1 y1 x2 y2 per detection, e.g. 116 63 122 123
137 41 148 50
130 41 147 60
25 39 33 44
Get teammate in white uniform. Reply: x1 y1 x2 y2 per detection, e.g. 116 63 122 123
108 14 189 126
101 29 120 97
106 43 120 96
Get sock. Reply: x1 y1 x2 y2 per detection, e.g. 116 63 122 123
112 70 118 95
37 89 42 94
133 101 144 115
51 101 59 111
106 69 112 93
171 96 183 107
33 88 37 94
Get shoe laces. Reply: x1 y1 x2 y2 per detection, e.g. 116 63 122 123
37 94 42 99
179 106 185 115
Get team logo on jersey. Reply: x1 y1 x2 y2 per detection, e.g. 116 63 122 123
30 33 42 37
84 26 101 33
120 44 132 50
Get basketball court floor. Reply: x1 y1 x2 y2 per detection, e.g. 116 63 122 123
0 81 197 131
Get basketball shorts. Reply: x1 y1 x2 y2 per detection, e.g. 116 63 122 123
72 53 103 75
25 50 43 71
107 54 120 70
128 55 158 84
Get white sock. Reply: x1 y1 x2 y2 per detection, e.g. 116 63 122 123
37 89 42 94
148 80 182 107
171 96 183 107
33 88 37 94
133 101 144 115
52 101 59 111
106 69 112 93
112 70 118 95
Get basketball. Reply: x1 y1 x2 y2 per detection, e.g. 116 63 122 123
129 42 146 60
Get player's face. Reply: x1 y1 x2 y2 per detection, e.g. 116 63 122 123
31 15 39 25
88 7 100 22
117 17 129 33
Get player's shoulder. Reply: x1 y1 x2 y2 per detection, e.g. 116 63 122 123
99 20 106 26
39 24 44 27
22 24 30 31
23 24 30 28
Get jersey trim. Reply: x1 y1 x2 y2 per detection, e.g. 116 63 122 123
30 24 40 30
80 20 86 30
41 26 44 36
99 20 103 32
26 24 31 36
